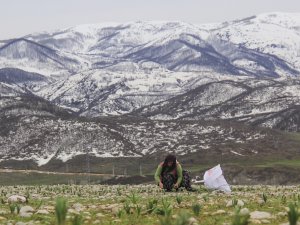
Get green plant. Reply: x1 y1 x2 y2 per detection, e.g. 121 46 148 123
25 191 30 203
123 202 131 214
231 214 249 225
292 194 300 203
127 191 140 204
156 198 172 216
192 203 201 217
176 195 183 205
282 195 287 204
36 200 44 210
161 198 172 217
55 197 68 225
116 187 122 196
9 204 16 214
146 199 158 214
136 204 142 216
8 203 20 214
288 203 299 225
262 193 267 203
231 208 249 225
175 211 191 225
232 198 238 206
16 204 21 214
159 215 172 225
117 209 124 218
72 214 83 225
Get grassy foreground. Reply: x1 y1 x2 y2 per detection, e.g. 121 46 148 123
0 185 299 225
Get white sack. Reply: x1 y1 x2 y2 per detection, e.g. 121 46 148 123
203 164 231 193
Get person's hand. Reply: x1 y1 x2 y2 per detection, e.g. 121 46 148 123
174 183 179 189
159 182 164 189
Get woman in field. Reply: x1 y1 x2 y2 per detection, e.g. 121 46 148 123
154 154 194 191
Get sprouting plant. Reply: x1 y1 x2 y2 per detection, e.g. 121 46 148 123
203 195 209 202
262 193 267 203
117 209 124 218
233 198 238 206
291 194 300 204
176 195 183 205
25 191 30 204
116 187 122 196
55 197 68 225
231 208 250 225
156 198 172 216
16 204 21 214
136 204 142 216
281 195 287 204
36 200 44 210
127 191 140 204
288 203 299 225
72 214 83 225
175 211 191 225
146 199 158 214
123 202 131 214
192 203 201 217
231 214 250 225
9 204 16 214
159 215 172 225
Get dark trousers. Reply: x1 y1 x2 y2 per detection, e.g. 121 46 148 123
161 170 191 191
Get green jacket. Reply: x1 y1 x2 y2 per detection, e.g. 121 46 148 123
154 162 183 186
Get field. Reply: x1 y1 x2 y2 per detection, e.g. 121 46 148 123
0 185 299 225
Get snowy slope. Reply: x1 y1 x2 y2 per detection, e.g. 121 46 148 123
11 13 299 76
133 78 300 132
0 96 282 166
0 38 81 77
0 12 300 122
213 13 300 74
1 13 300 166
36 69 203 116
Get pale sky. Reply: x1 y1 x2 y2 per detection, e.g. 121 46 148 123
1 0 300 40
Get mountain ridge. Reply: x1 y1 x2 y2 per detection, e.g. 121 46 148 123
0 12 300 167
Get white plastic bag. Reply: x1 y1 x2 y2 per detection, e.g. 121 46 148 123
203 164 231 193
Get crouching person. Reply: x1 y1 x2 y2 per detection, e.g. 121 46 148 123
154 154 194 191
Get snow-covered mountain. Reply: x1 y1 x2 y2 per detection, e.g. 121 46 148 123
1 12 300 117
1 12 300 167
132 78 300 132
0 87 297 168
0 38 81 77
2 13 299 116
1 12 300 76
213 13 300 74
